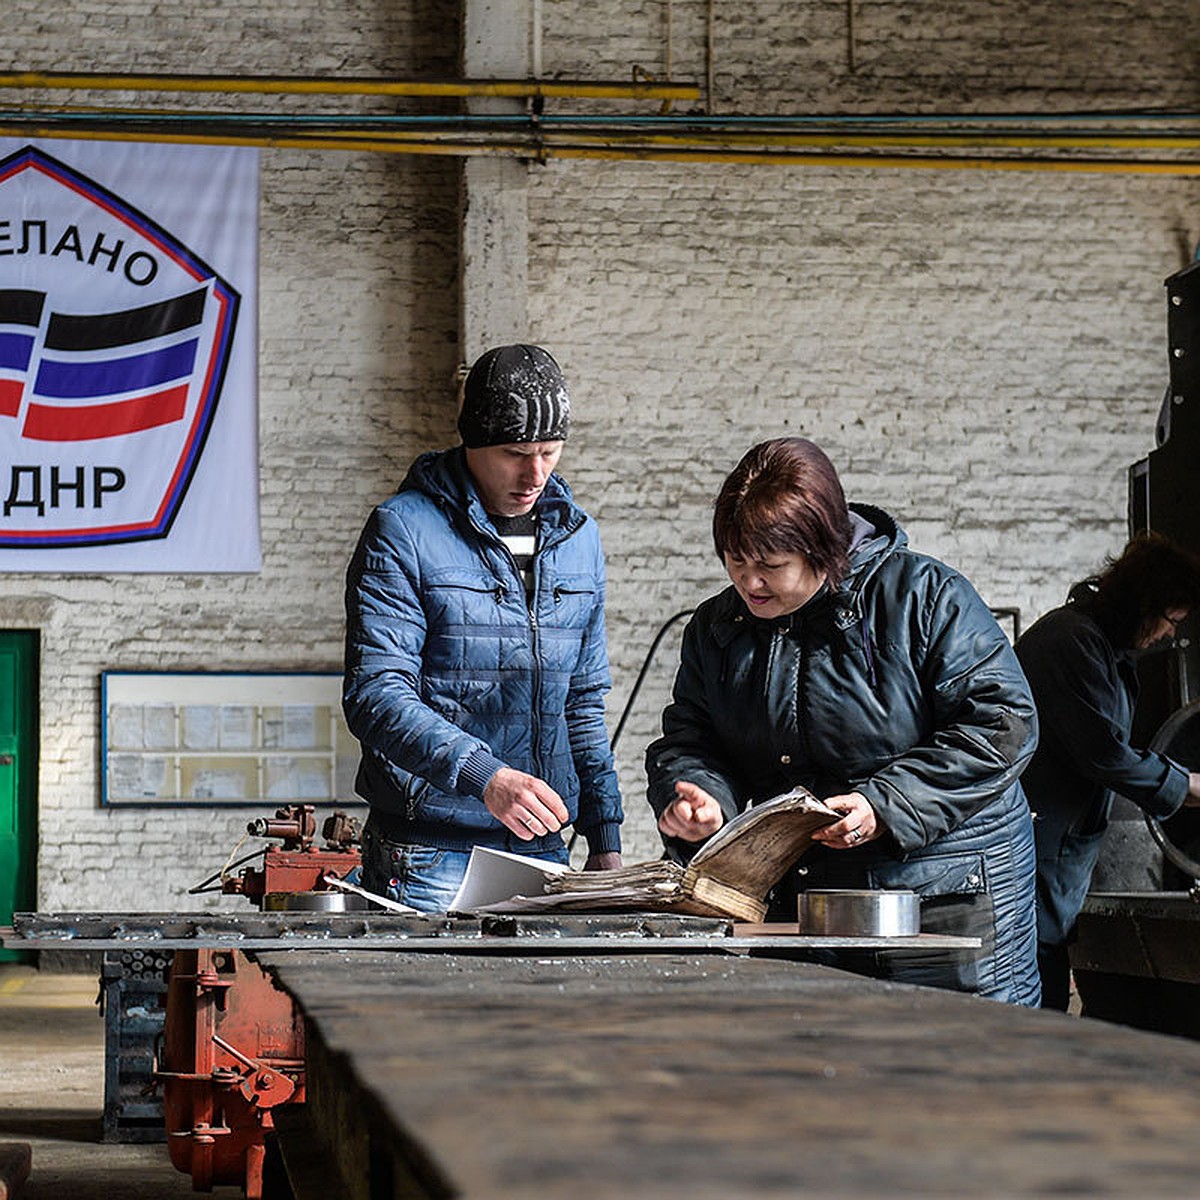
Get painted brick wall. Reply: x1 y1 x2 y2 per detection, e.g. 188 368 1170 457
525 161 1200 858
1 1 1197 899
0 2 462 910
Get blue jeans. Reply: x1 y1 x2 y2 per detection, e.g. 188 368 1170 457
360 820 570 913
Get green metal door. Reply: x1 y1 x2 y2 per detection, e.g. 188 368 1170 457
0 631 37 962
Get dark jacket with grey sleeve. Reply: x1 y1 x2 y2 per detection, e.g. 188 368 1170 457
646 504 1041 1005
1014 583 1189 946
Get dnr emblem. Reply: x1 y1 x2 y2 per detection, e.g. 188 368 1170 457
0 145 239 548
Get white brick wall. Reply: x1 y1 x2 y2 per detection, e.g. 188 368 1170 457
525 160 1198 856
1 1 1197 899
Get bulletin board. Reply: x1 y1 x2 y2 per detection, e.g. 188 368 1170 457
101 671 361 807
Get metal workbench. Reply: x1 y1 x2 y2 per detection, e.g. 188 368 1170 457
257 948 1200 1200
3 909 978 955
18 910 1193 1198
1071 889 1200 1038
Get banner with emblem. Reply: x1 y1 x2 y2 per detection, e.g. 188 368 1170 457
0 139 259 571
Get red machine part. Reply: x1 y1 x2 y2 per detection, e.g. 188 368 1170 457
235 845 363 899
222 805 362 903
157 948 304 1198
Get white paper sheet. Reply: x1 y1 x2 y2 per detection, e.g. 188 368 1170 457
449 845 573 913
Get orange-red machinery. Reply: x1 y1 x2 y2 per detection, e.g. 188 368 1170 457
157 947 302 1198
156 804 363 1197
219 803 362 908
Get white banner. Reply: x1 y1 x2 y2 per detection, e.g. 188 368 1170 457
0 139 260 571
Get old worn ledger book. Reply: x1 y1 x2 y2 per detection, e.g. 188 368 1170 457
451 786 839 922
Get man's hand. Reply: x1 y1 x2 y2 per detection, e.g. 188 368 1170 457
483 767 569 840
811 791 880 850
1185 772 1200 807
657 780 725 843
583 852 623 872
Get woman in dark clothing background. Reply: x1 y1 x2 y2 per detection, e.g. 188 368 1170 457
1015 533 1200 1010
646 437 1042 1005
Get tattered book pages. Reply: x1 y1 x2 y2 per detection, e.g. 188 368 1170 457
455 786 839 922
686 785 842 901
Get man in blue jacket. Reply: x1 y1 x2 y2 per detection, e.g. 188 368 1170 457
343 345 624 911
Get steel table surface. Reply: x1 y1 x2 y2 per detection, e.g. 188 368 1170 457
2 910 979 955
1074 890 1200 982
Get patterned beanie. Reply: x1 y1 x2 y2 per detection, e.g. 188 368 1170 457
458 344 571 448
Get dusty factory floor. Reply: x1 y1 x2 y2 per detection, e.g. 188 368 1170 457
0 963 239 1199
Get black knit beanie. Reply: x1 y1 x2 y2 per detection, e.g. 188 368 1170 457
458 344 571 448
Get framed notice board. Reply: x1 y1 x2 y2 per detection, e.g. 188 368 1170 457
101 671 360 807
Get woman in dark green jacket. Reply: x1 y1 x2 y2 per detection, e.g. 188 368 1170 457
647 437 1041 1005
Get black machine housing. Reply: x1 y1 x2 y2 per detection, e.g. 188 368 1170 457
1116 260 1200 886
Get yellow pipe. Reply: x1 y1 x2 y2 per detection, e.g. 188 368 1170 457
4 121 1200 174
0 70 700 102
548 148 1200 174
253 127 1200 156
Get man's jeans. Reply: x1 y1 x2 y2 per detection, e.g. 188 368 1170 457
360 819 570 913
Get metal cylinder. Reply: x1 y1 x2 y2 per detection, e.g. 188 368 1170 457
261 890 369 912
798 889 920 937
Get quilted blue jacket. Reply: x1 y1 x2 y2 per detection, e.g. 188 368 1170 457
343 448 623 856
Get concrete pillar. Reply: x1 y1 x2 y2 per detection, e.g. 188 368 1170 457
459 0 532 365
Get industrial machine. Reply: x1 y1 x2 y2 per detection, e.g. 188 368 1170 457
99 804 360 1196
157 946 303 1197
1126 258 1200 757
206 803 363 910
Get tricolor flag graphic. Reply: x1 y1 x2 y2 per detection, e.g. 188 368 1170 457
2 286 207 442
0 289 44 421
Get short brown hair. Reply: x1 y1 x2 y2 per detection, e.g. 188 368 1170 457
712 438 853 584
1090 532 1200 648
